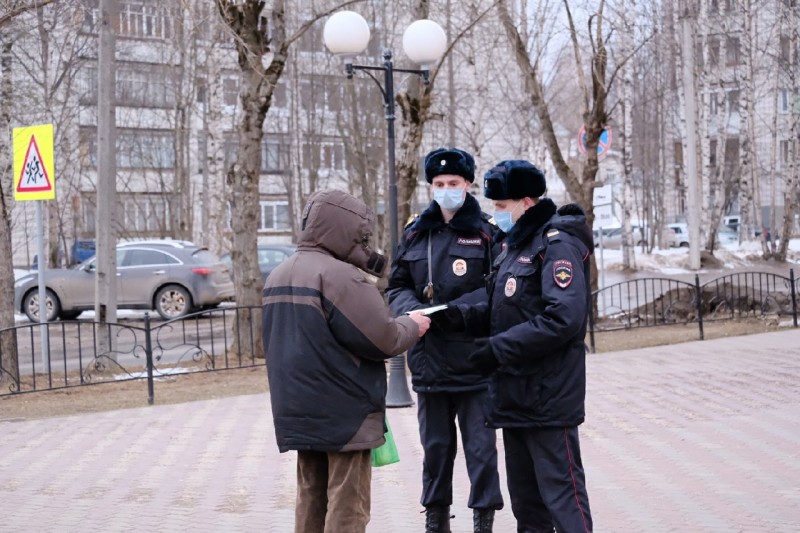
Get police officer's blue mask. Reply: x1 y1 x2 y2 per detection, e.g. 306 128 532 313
433 188 466 211
493 200 522 233
493 211 515 233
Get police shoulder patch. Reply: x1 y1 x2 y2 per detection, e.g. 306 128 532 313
553 259 573 288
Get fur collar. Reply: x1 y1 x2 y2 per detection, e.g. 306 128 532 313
409 193 484 234
505 197 557 248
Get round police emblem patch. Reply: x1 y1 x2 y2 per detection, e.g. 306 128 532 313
504 276 517 297
452 259 467 276
553 260 573 288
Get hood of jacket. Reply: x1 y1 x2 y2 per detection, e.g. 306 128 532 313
297 189 387 276
550 204 594 253
505 198 593 252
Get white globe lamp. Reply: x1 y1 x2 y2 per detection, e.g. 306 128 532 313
402 19 447 68
323 11 371 61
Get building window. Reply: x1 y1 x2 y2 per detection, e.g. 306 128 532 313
780 36 791 65
673 141 683 169
725 37 740 66
77 65 98 104
120 193 171 233
709 92 719 116
118 131 175 168
779 89 789 114
260 201 291 231
262 137 289 173
118 1 173 40
223 135 290 174
302 139 345 171
273 81 287 107
117 64 176 108
780 140 790 169
726 89 740 114
80 128 175 169
81 192 172 236
707 37 720 68
223 76 239 106
709 139 718 167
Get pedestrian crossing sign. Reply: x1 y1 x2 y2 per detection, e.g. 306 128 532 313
13 124 55 201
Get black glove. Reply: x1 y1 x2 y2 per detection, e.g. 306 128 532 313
429 305 465 332
557 203 585 217
467 338 500 376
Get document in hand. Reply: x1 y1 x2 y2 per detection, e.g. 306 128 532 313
406 304 448 316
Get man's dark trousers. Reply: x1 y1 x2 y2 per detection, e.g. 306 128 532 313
503 426 592 532
417 390 503 510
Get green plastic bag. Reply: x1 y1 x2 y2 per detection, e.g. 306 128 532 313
371 416 400 467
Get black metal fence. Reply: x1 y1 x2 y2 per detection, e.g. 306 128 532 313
588 269 798 351
0 305 264 400
1 269 797 399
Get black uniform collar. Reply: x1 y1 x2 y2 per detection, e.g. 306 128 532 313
505 198 557 248
411 193 484 234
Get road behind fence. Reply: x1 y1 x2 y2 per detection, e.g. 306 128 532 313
1 268 797 400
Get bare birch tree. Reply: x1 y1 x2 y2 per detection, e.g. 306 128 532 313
776 0 799 261
0 0 58 387
215 0 359 357
618 0 636 269
497 0 638 288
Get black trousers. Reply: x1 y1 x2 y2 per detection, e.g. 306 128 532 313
417 390 504 510
503 426 592 533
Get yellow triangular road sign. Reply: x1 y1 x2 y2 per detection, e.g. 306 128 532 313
13 124 55 201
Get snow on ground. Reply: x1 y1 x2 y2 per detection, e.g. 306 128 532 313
597 238 800 274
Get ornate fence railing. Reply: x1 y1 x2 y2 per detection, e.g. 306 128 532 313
588 269 797 352
1 269 797 399
0 305 264 399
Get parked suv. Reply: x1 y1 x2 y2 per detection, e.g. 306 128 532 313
667 223 690 247
14 240 234 322
220 244 296 284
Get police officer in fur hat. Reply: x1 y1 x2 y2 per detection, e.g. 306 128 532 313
433 160 595 532
387 148 503 532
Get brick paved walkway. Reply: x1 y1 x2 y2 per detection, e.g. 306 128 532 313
1 329 799 532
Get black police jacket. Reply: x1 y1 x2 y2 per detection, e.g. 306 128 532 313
460 198 594 428
387 194 497 392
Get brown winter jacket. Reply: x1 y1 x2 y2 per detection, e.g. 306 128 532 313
263 190 420 453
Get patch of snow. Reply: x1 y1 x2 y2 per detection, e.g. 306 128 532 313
598 238 800 273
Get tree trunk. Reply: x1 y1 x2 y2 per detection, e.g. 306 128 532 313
0 37 20 388
620 0 635 269
776 1 799 261
497 0 615 290
217 0 323 358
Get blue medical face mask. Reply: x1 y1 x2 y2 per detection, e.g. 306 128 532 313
433 188 466 211
494 201 522 233
493 211 515 233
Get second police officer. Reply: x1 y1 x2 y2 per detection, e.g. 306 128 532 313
387 148 503 533
434 160 595 532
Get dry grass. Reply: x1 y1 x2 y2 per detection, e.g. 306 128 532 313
0 319 789 421
0 366 267 421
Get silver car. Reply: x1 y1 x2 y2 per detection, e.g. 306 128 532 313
14 240 235 322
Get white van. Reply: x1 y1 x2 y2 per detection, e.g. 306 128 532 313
667 223 689 247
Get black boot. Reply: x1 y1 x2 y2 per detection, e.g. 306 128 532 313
473 508 495 533
424 506 451 533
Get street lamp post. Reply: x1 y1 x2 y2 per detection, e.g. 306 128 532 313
324 12 447 407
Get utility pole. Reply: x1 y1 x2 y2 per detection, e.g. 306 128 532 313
96 0 118 354
681 10 701 270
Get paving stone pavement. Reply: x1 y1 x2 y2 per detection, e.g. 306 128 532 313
1 329 799 532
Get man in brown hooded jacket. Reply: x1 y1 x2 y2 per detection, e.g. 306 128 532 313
262 189 431 533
